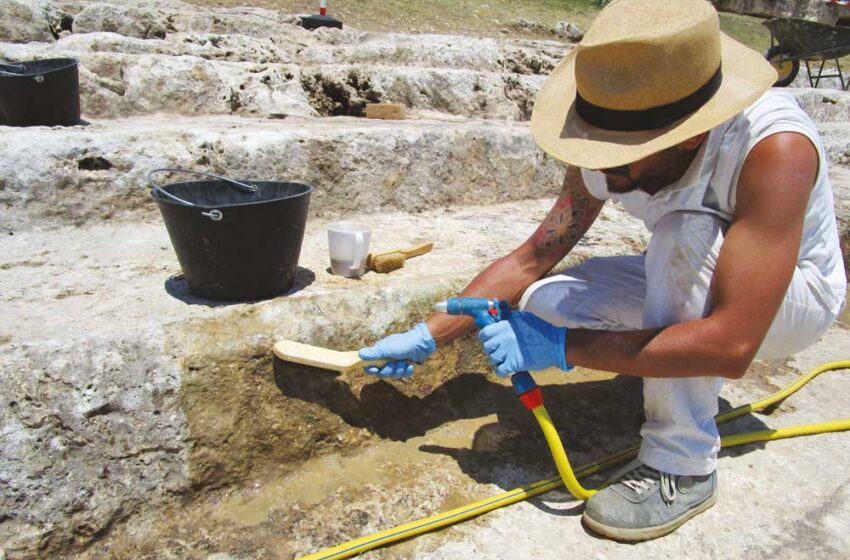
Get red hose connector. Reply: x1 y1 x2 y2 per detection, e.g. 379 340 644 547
518 387 544 410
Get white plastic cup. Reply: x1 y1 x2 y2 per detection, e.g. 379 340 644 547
327 221 371 277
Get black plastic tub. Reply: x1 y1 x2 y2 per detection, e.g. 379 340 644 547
149 169 314 301
300 14 343 30
0 58 81 127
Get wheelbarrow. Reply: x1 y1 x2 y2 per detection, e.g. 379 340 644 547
763 17 850 90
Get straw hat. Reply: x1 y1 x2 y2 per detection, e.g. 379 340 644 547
530 0 777 170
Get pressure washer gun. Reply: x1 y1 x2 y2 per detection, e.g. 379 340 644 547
434 296 596 501
433 297 544 412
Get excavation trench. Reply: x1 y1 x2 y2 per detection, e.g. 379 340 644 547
76 322 785 560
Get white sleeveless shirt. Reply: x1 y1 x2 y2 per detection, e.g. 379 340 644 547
581 89 847 314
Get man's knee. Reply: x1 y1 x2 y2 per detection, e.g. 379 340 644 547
519 258 645 330
518 276 576 325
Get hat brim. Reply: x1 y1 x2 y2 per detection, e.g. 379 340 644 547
530 33 778 170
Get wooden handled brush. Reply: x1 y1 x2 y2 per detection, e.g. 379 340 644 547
274 340 388 372
367 242 433 273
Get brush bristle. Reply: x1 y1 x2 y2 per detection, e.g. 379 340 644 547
371 251 406 273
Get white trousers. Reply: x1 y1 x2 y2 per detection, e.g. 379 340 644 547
518 211 838 475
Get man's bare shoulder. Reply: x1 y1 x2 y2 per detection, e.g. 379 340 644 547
736 132 818 210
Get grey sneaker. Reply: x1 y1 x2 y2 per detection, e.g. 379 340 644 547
582 459 717 542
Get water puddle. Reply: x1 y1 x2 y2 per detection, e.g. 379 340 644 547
213 414 498 526
212 367 617 527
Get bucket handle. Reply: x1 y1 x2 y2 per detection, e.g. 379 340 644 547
0 62 26 77
147 168 260 221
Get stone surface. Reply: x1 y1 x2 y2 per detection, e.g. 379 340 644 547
72 3 171 39
0 28 564 120
0 198 649 558
0 0 71 43
59 0 303 37
0 116 563 232
553 21 583 42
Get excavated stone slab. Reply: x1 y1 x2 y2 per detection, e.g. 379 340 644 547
3 26 567 71
297 32 567 74
71 2 172 39
788 86 850 122
56 0 303 38
3 114 850 233
0 35 554 120
0 198 649 558
817 122 850 167
0 115 564 231
298 63 542 119
73 54 313 119
8 13 850 124
0 0 71 43
1 30 300 61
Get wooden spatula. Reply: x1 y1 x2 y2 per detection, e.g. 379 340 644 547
273 340 388 372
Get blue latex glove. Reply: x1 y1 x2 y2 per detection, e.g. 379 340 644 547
358 322 437 378
478 311 572 377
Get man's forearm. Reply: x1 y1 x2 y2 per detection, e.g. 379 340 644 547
567 318 753 379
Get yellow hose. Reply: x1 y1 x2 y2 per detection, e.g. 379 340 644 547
298 360 850 560
532 405 596 501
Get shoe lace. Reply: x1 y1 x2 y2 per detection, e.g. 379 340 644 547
620 464 678 505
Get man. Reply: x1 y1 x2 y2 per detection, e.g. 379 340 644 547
358 0 847 541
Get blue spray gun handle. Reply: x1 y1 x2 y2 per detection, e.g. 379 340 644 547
434 297 539 401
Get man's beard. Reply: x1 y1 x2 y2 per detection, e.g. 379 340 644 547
605 175 638 193
602 165 639 193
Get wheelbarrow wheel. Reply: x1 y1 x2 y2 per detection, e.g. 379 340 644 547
765 46 799 87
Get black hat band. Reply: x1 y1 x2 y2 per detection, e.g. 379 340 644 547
575 66 723 132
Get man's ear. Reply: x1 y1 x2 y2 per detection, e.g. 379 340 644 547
679 132 708 151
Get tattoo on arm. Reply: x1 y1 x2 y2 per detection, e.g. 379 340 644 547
531 171 603 260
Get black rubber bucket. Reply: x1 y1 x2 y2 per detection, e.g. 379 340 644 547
149 169 314 301
0 58 81 127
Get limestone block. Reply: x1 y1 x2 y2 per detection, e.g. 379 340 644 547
0 117 563 231
115 55 312 118
302 33 494 70
0 336 187 556
298 33 567 75
0 30 299 63
0 0 71 42
167 6 303 37
553 21 584 42
300 64 544 120
72 2 172 39
790 88 850 124
829 165 850 275
69 53 315 119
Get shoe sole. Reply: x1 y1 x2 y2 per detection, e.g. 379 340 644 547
582 492 718 542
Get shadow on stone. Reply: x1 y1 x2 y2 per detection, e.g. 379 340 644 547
164 266 315 306
274 361 770 511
